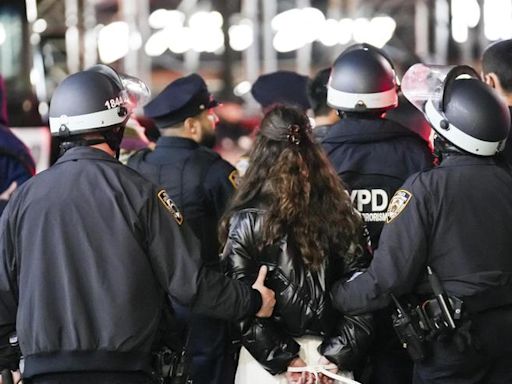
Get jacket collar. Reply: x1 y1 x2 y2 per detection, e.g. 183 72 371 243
55 146 119 165
156 136 199 149
438 152 500 168
323 117 420 144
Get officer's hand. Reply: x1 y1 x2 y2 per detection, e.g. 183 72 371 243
0 369 20 384
252 265 275 318
0 182 17 201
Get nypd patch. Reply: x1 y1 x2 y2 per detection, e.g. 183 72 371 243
386 189 412 223
228 170 240 189
157 190 184 225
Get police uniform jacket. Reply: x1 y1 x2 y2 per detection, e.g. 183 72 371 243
332 154 512 315
127 136 237 267
322 117 434 249
221 201 374 375
312 124 331 142
0 126 35 215
0 146 260 378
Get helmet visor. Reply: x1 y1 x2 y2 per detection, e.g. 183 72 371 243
402 64 479 113
87 64 150 112
120 73 151 112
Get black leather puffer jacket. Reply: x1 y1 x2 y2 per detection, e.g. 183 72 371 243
221 206 374 375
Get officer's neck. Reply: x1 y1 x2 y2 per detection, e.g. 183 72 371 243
160 126 199 142
91 142 116 157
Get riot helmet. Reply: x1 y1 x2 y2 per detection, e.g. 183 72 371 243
327 43 398 112
49 64 149 155
402 64 510 156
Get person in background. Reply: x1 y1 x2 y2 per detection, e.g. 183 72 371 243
250 71 311 113
0 75 35 215
481 38 512 165
127 73 240 384
220 105 374 384
118 116 155 165
332 63 512 384
0 64 275 384
322 44 434 384
307 67 339 142
235 71 312 178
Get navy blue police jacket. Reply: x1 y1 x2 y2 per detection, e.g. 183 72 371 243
0 126 35 215
0 146 259 378
332 154 512 314
127 136 238 268
322 117 434 249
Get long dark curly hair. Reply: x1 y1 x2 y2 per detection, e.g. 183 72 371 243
219 105 363 268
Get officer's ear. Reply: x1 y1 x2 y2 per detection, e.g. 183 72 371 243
184 116 199 135
483 72 498 89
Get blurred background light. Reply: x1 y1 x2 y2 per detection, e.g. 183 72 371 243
97 21 130 63
484 0 512 40
32 18 47 34
0 23 5 46
229 20 254 51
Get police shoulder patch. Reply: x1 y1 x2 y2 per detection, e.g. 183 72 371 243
386 189 412 223
228 169 240 189
157 190 184 225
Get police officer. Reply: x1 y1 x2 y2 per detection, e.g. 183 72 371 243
323 43 434 249
332 64 512 383
307 67 339 142
481 39 512 166
127 73 239 384
323 44 434 384
0 75 35 216
251 70 311 113
0 64 275 384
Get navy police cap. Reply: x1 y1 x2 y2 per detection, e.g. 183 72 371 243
251 71 311 111
144 73 218 129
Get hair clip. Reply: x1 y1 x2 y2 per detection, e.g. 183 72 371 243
287 124 301 145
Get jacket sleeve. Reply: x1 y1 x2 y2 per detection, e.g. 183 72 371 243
143 188 259 322
319 313 374 370
221 211 300 375
0 202 21 371
204 159 238 223
319 226 374 370
331 175 431 315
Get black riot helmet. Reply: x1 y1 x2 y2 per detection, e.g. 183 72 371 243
49 64 149 154
402 64 510 157
327 43 398 112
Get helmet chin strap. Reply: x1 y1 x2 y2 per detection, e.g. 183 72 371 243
433 134 464 162
102 126 126 159
59 125 126 159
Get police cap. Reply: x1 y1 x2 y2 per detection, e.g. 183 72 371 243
144 74 218 129
251 71 311 111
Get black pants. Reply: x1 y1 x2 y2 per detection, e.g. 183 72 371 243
413 306 512 384
358 306 413 384
172 302 232 384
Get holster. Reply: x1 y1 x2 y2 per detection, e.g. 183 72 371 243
151 346 192 384
391 295 464 362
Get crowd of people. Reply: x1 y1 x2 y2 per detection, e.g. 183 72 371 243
1 38 512 384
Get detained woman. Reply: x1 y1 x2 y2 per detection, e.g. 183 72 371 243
219 105 374 384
